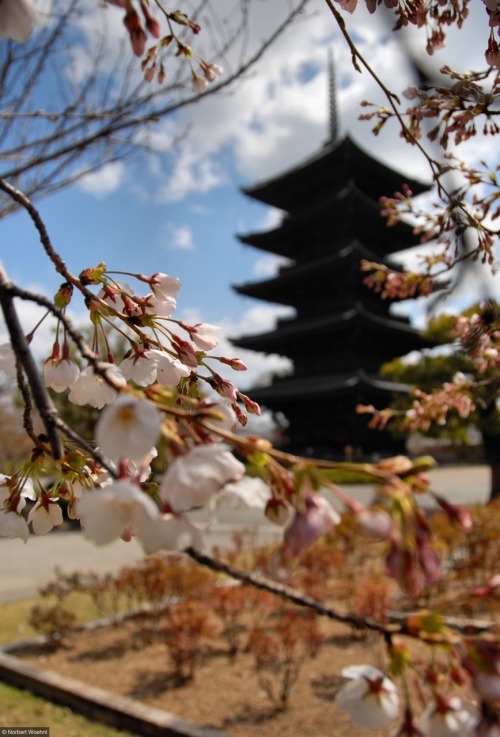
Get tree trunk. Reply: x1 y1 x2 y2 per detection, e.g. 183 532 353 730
482 429 500 503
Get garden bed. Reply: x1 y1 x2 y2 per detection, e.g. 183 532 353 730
6 612 391 737
3 506 499 737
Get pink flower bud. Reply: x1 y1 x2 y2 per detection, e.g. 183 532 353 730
358 508 393 539
220 357 247 371
283 495 340 557
140 1 161 38
123 8 147 57
239 392 261 416
192 71 208 94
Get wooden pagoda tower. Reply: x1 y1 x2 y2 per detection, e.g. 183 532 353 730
232 60 433 459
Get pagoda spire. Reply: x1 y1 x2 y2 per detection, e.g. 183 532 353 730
328 49 339 142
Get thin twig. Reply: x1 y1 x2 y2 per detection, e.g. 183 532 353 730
0 264 63 459
186 548 495 640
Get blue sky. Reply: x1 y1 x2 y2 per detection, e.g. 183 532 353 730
0 0 497 388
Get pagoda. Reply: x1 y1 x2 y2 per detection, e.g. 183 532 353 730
231 58 433 460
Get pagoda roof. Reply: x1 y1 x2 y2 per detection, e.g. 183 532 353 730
233 241 399 304
241 135 431 212
231 301 430 353
246 369 411 403
237 180 422 258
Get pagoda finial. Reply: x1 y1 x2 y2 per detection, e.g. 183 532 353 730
328 48 339 142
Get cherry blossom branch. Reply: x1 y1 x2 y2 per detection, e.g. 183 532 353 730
186 547 489 642
0 279 128 393
0 264 63 459
323 1 497 264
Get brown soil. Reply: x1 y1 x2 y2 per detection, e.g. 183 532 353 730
18 614 396 737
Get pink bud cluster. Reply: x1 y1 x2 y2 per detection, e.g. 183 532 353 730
41 266 257 427
106 1 223 90
106 0 161 58
405 373 476 432
453 312 500 374
361 260 435 300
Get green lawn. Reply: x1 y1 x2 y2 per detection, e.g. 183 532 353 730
0 596 139 737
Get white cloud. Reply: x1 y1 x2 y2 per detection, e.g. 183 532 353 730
253 255 292 277
78 161 127 198
169 225 195 251
0 287 87 366
157 149 227 203
179 303 293 389
144 0 428 203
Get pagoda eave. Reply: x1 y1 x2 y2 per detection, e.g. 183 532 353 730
242 135 431 212
238 183 424 258
231 306 433 353
246 370 411 404
233 242 403 303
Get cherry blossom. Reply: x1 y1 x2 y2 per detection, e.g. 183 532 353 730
139 513 202 555
149 349 191 385
76 480 199 554
0 0 41 43
159 443 245 513
203 402 237 430
0 476 34 542
149 272 181 300
221 476 271 510
27 495 64 535
0 505 29 542
335 664 399 730
283 494 340 557
191 71 208 93
143 292 177 317
199 61 223 82
189 323 221 351
119 350 158 387
357 508 394 539
44 358 80 393
95 395 162 463
334 0 358 13
417 697 479 737
68 363 126 408
76 480 159 546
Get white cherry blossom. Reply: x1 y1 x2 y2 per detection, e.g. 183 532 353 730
76 480 198 554
0 479 32 542
221 476 271 510
95 395 162 463
418 697 479 737
190 323 220 351
159 443 245 513
335 664 399 730
0 0 41 43
205 402 237 430
143 293 177 317
119 351 158 387
0 508 29 542
68 363 126 408
44 358 80 393
149 349 190 385
27 497 64 535
76 480 160 546
140 513 202 555
97 281 135 316
150 272 181 300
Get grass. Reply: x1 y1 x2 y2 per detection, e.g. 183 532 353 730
0 596 139 737
0 683 137 737
0 592 115 648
